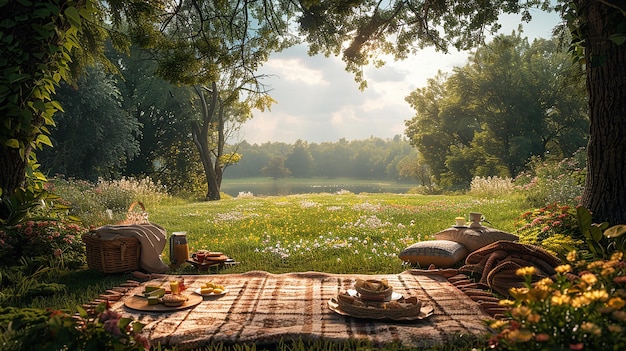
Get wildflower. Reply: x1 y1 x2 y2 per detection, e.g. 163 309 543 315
516 266 537 277
571 295 591 308
580 273 598 286
583 290 609 301
607 297 626 309
510 306 532 319
567 250 578 262
581 322 602 336
499 299 516 307
535 277 553 289
489 320 509 329
555 264 572 274
569 343 584 350
551 293 571 306
504 329 534 343
610 251 623 261
509 287 530 300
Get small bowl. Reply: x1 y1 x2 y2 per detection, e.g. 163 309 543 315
354 279 393 302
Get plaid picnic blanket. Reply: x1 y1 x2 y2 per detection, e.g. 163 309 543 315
108 270 491 350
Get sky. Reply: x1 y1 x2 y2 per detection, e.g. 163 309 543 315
242 8 563 145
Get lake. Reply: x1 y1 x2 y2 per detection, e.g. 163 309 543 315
220 178 417 197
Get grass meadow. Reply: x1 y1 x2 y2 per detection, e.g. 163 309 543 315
153 191 527 275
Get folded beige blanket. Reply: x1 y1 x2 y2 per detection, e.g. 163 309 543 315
109 270 491 350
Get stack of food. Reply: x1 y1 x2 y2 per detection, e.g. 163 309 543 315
331 279 424 319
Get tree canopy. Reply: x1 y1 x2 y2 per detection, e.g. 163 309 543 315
404 33 588 188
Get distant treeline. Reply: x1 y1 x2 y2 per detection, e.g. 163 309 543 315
225 136 418 181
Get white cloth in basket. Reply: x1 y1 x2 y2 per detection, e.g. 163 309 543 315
95 224 169 273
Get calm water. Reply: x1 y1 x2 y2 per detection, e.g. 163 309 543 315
220 180 415 197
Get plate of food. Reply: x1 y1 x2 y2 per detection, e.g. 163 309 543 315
347 289 402 301
194 281 227 297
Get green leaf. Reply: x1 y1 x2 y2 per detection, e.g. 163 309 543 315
36 134 53 147
609 34 626 46
5 138 19 148
64 6 82 28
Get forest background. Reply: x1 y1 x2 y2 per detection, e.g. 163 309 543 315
39 33 588 199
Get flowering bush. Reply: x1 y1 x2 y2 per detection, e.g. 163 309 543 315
488 251 626 350
0 220 86 269
513 148 586 207
515 203 584 259
0 302 150 350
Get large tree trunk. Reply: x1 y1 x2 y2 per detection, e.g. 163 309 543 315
580 1 626 224
192 83 221 201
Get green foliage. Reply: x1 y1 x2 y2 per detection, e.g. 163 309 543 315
405 34 588 189
0 220 87 269
261 156 292 180
514 147 586 207
48 176 170 227
39 65 141 181
0 302 149 351
576 206 626 260
0 0 88 197
515 203 583 259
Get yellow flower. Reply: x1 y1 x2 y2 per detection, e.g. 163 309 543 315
610 251 623 261
504 329 534 343
602 267 616 277
555 264 572 274
511 306 532 318
571 295 591 308
516 266 537 277
489 320 509 329
499 299 516 307
581 273 598 286
535 277 554 289
581 322 602 336
583 290 609 301
551 293 571 306
607 297 626 309
567 250 577 262
510 287 530 300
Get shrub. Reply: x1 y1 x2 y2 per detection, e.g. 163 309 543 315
487 252 626 350
0 302 149 350
470 176 515 198
514 148 586 207
0 220 86 269
514 203 583 259
48 176 169 227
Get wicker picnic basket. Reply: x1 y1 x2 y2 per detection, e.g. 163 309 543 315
82 202 147 273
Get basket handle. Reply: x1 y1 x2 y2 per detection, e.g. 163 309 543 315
123 201 149 225
127 201 146 213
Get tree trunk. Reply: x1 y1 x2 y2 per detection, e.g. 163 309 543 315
580 1 626 224
0 146 29 204
192 84 221 201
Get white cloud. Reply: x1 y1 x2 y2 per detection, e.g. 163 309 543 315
243 9 562 145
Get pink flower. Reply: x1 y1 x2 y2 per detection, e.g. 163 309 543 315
54 249 62 257
103 319 123 336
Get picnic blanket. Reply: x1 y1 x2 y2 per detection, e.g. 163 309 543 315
106 270 492 350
